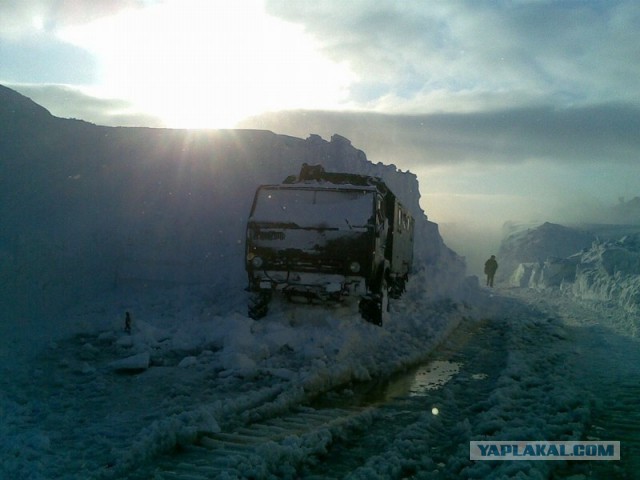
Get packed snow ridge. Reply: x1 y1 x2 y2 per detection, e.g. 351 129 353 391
500 221 640 326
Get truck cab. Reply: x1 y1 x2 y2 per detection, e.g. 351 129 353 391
245 164 414 325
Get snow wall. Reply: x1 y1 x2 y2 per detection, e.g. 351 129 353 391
499 221 640 316
0 85 467 326
571 236 640 313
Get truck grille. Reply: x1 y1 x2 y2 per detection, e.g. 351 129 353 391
269 257 344 273
255 231 285 241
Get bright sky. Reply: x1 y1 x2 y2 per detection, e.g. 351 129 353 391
2 0 640 272
56 0 355 129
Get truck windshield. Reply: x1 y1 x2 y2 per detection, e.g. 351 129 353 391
251 188 374 228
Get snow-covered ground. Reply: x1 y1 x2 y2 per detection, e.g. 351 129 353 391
0 268 471 479
4 277 639 479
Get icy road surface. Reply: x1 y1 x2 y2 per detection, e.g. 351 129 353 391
2 286 639 479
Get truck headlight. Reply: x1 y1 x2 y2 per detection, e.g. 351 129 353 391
251 256 264 268
349 261 361 273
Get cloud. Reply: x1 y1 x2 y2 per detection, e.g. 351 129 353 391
0 1 149 85
0 1 148 37
0 36 96 84
52 1 356 129
9 83 164 127
265 0 640 109
238 103 640 168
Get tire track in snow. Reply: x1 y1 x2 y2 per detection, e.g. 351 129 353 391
122 318 509 479
311 298 587 480
302 317 509 479
126 405 379 479
122 296 582 480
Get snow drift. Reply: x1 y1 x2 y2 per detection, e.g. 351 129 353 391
498 221 640 323
572 235 640 314
498 222 594 284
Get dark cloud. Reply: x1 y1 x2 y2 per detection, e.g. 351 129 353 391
238 104 640 167
10 84 163 127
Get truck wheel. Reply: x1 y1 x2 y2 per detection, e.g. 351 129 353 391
389 277 406 299
248 291 271 320
359 278 387 326
370 280 389 326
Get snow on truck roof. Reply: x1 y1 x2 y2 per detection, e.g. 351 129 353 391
259 182 378 192
259 163 393 195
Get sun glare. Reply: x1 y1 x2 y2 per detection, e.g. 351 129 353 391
32 15 45 31
59 0 355 128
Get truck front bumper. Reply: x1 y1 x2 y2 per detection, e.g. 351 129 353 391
252 270 367 298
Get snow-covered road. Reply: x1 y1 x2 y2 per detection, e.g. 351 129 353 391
2 284 638 479
504 288 640 479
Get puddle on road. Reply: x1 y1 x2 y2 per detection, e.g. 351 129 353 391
382 360 463 400
408 361 463 395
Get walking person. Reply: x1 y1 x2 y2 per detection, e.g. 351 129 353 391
484 255 498 287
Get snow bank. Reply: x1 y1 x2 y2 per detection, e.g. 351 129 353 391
498 222 593 283
507 232 640 318
508 257 578 289
500 221 640 332
572 236 640 314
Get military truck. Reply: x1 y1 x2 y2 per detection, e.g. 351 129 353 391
245 164 414 325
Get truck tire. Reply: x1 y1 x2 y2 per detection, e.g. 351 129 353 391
359 275 388 326
389 276 406 299
248 291 271 319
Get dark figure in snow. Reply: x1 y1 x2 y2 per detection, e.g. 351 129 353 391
124 311 132 334
484 255 498 287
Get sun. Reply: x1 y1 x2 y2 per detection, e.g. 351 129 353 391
59 0 355 129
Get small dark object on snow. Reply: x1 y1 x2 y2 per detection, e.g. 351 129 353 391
124 311 132 334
